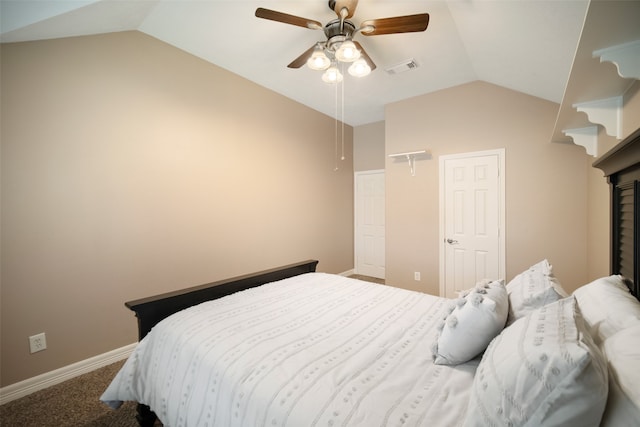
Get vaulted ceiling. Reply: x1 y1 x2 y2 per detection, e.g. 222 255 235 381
1 0 591 126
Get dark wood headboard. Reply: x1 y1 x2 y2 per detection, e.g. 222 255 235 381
593 127 640 298
126 259 319 340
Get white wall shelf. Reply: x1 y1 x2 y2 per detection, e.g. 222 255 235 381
593 40 640 80
551 2 639 146
388 150 431 176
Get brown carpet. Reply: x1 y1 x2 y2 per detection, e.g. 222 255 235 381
0 274 384 426
0 360 146 427
349 274 385 284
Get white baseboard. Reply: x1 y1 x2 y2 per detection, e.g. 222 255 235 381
339 268 355 276
0 343 136 405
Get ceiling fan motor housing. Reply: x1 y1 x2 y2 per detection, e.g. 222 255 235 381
325 19 356 50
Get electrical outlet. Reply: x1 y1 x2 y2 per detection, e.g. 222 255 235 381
414 272 421 281
29 333 47 354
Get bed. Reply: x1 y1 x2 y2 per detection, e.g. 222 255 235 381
101 130 640 427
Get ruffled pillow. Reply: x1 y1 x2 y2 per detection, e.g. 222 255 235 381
432 279 508 365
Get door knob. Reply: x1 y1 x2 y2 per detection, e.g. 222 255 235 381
446 238 459 245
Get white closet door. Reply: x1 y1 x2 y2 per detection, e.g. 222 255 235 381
355 170 385 279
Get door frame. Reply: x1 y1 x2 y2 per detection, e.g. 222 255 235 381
354 169 385 277
438 149 505 296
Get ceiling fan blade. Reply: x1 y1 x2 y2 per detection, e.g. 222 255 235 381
353 41 376 71
255 8 322 30
287 44 318 69
330 0 359 19
360 13 429 36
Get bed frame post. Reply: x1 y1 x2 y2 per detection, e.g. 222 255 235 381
136 404 157 427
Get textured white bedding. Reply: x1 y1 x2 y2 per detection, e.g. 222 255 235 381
101 273 478 427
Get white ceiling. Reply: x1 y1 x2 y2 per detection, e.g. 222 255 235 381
0 0 590 126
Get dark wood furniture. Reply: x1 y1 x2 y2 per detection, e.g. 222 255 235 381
124 259 319 426
126 259 319 340
594 127 640 298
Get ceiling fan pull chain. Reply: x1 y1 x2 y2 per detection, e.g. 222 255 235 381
334 78 339 171
341 65 345 161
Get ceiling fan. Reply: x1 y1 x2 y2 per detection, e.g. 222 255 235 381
255 0 429 82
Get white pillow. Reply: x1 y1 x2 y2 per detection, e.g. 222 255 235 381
506 259 567 325
464 297 608 427
600 324 640 426
572 275 640 344
432 279 508 365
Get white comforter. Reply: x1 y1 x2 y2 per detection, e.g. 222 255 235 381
101 273 478 427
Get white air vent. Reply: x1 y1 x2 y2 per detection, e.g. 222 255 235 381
385 59 419 75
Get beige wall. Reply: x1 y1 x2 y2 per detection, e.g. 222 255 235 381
0 32 354 386
354 121 385 171
3 28 637 391
622 81 640 138
385 81 592 295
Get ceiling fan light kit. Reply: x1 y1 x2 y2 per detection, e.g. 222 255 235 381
255 0 429 83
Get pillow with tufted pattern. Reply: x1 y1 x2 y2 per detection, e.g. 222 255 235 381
506 259 567 325
464 296 608 427
432 279 508 365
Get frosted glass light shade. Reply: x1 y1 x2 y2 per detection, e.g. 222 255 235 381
335 41 360 62
348 59 371 77
322 65 343 84
307 49 330 70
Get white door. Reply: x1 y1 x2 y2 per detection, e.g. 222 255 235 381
439 150 505 297
355 170 385 279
